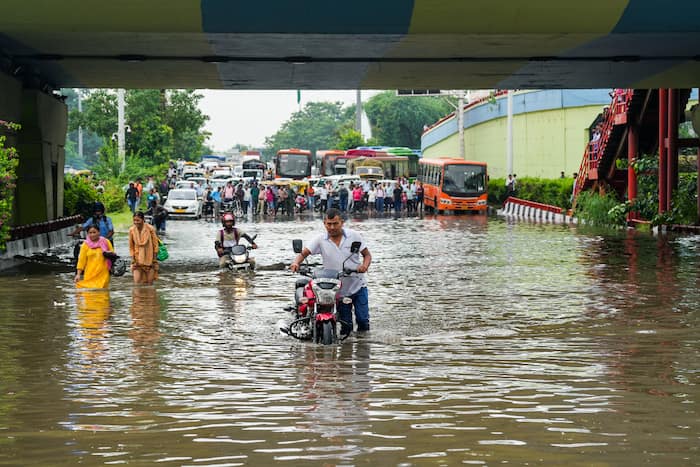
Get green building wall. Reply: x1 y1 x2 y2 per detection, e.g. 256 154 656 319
421 90 612 179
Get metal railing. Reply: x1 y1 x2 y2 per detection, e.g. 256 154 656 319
573 89 634 205
9 215 83 241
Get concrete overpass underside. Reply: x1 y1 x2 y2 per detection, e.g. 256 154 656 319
1 0 700 90
1 1 700 224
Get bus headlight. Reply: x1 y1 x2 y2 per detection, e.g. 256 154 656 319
441 199 452 205
477 200 487 205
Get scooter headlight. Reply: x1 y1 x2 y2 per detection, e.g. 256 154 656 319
341 297 353 304
232 253 248 264
299 297 309 304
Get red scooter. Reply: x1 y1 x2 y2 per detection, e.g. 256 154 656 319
281 239 360 345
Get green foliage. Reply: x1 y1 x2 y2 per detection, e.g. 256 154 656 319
265 101 353 157
488 177 574 208
63 175 100 218
67 89 209 169
364 91 452 148
630 153 698 226
335 128 366 150
99 182 127 213
574 191 627 227
0 121 20 250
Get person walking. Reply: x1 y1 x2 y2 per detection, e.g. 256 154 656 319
393 183 403 214
338 183 349 213
125 182 139 214
74 224 115 289
415 181 424 212
375 184 385 213
128 212 160 285
289 208 372 335
367 185 376 213
250 183 260 215
318 184 328 212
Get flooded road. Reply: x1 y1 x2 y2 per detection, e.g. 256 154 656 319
1 213 699 466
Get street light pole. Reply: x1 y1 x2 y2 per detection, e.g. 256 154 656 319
77 89 83 160
506 90 513 174
457 92 465 159
117 88 126 173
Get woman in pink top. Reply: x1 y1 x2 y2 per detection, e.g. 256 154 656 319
352 186 364 213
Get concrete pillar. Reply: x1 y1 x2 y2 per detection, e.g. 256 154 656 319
14 89 67 225
627 124 638 221
667 89 678 209
658 89 667 214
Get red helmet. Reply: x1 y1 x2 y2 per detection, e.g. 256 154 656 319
221 213 235 225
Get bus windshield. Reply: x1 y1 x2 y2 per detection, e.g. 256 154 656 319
443 164 487 196
278 153 310 177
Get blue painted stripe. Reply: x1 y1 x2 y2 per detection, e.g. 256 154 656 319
201 0 415 34
614 0 700 32
422 90 612 151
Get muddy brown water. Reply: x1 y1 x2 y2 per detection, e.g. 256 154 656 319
1 213 698 466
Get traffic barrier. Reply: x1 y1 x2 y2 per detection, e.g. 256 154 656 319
498 197 576 224
1 215 82 263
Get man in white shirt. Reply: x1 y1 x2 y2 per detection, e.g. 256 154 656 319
290 208 372 334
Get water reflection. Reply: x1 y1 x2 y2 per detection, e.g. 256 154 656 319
129 286 162 360
75 290 112 361
0 216 698 465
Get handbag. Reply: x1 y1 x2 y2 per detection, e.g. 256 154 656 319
157 239 169 261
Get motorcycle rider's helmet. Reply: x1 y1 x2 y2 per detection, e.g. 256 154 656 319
93 201 105 214
221 212 235 227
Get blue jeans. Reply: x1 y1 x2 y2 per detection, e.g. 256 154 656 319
127 199 137 213
376 198 384 213
394 199 402 213
339 197 348 212
338 287 369 334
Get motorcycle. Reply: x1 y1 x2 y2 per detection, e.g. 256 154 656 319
295 195 308 213
281 239 361 345
222 234 257 272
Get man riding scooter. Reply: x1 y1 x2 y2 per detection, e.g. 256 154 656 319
215 213 258 269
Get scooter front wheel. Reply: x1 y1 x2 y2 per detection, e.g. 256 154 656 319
320 321 335 345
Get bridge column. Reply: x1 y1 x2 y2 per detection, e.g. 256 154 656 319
627 123 638 221
0 71 68 225
14 88 67 225
667 89 679 211
658 89 667 213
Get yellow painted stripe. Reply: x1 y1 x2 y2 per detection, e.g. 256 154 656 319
1 0 204 32
408 0 630 34
631 62 700 89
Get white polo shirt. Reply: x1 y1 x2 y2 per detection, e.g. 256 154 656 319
306 228 367 296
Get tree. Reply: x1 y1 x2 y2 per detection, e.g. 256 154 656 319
264 101 354 158
67 89 210 171
364 91 452 148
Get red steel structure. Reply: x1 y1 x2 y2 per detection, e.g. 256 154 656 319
572 88 698 223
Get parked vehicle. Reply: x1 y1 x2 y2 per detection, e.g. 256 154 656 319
163 189 202 219
281 239 361 345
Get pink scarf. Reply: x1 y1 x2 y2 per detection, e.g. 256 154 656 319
84 236 112 270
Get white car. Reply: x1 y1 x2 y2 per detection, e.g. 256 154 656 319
163 189 202 219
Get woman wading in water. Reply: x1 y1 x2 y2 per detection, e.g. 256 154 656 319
128 211 159 285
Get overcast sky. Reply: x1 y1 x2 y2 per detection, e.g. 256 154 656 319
199 89 380 151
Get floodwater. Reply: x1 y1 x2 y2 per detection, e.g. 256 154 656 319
1 213 699 466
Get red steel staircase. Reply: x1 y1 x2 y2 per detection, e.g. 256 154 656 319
571 89 691 210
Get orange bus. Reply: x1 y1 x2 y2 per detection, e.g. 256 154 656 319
275 148 312 179
418 158 488 213
315 149 346 176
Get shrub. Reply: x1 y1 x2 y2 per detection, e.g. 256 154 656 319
0 121 20 251
99 181 127 213
64 174 99 218
574 190 627 227
488 177 574 208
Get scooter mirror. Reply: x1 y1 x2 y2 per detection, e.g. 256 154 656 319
350 241 361 253
292 239 303 254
